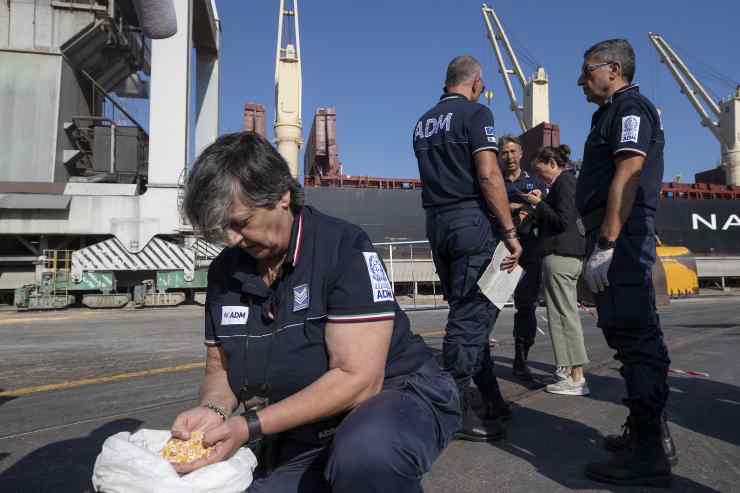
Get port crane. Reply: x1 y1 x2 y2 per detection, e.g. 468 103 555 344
274 0 304 177
648 32 740 186
480 3 549 132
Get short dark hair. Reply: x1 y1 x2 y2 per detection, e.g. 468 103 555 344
182 132 304 243
584 38 635 83
533 144 572 168
445 55 481 88
499 134 522 149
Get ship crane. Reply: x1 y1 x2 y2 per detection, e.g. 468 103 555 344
481 3 549 132
274 0 303 178
648 32 740 186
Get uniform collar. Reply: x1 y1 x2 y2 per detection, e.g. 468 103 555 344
229 209 305 298
439 92 467 102
505 169 530 183
285 208 305 268
604 83 639 105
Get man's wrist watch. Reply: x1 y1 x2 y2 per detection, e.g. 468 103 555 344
242 410 263 444
597 237 616 250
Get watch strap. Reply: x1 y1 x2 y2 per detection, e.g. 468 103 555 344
597 237 616 250
243 410 263 444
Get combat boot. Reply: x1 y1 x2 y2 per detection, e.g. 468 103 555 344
587 414 673 488
454 387 505 442
512 338 533 381
604 411 677 466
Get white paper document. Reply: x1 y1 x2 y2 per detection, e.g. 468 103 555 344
477 242 524 310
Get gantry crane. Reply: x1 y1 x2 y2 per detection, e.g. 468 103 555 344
648 32 740 186
481 3 549 132
274 0 303 178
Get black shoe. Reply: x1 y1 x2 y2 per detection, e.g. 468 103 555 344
604 412 678 466
486 398 512 422
512 339 533 382
454 389 505 442
587 414 673 488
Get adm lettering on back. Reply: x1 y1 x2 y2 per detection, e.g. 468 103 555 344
414 113 453 141
222 306 249 325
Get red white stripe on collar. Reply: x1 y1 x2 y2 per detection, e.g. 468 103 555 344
291 211 304 266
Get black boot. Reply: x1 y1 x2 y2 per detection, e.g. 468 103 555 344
604 411 678 466
484 391 512 422
512 339 533 381
454 387 505 442
587 413 673 488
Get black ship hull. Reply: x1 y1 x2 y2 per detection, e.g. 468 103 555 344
305 188 740 256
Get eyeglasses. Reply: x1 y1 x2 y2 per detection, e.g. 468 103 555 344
581 61 613 75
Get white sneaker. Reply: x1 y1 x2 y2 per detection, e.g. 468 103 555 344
545 377 590 396
554 367 569 381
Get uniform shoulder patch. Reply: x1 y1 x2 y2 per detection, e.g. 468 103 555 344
620 115 640 144
362 252 394 302
484 126 496 136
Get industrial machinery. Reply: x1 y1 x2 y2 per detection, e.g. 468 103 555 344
1 0 222 309
274 0 303 177
649 33 740 186
481 3 549 133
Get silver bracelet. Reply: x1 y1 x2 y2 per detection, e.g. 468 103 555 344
203 402 228 421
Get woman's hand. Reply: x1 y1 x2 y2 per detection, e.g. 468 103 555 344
172 415 250 474
521 189 543 206
170 406 225 441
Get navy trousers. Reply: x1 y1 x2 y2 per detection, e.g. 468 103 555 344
513 257 542 345
587 214 670 414
246 360 460 493
425 205 503 397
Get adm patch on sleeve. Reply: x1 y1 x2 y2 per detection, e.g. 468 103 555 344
362 252 394 302
620 115 640 143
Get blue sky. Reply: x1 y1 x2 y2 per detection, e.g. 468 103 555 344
214 1 739 182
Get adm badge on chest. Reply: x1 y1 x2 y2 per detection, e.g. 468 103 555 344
293 283 310 312
362 252 394 302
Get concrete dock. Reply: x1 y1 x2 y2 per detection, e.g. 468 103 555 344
0 297 738 492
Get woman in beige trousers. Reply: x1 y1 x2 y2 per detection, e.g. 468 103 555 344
521 145 590 396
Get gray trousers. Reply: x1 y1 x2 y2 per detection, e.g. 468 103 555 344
542 254 589 368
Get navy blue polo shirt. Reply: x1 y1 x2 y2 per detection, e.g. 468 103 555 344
413 92 499 208
576 84 665 217
505 170 547 206
204 206 432 406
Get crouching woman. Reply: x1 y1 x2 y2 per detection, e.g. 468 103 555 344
169 132 460 492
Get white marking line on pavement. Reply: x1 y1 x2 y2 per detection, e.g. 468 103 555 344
0 362 205 397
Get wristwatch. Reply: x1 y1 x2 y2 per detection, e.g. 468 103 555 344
597 237 616 250
242 410 263 444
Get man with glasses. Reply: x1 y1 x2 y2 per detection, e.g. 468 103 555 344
576 39 676 487
413 55 522 442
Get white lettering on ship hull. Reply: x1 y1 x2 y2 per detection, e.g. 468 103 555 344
691 213 740 231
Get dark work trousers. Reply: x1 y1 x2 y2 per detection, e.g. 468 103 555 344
425 204 503 400
246 359 460 493
513 256 542 345
587 214 670 415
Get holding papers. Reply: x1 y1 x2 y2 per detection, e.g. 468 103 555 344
477 242 524 310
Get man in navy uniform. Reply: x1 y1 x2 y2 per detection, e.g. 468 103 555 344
576 39 676 487
499 135 548 382
413 55 522 442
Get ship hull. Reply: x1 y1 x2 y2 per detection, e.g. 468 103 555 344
305 188 740 256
